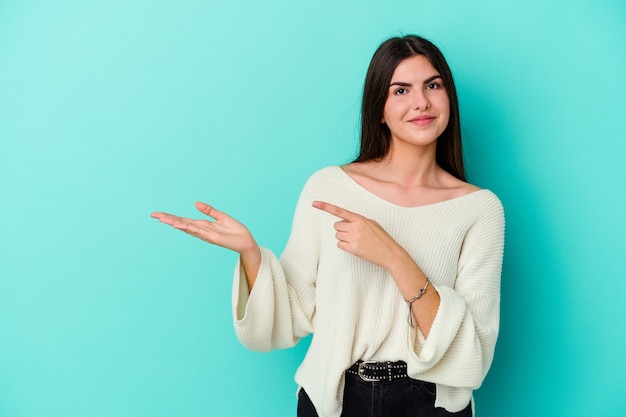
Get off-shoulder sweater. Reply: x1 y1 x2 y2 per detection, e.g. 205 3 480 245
232 166 505 417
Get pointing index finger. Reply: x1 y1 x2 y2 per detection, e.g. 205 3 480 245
312 201 359 221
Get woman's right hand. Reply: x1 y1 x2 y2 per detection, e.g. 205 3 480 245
151 202 261 285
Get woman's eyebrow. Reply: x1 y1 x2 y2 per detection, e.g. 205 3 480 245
423 75 442 83
389 81 412 87
389 75 442 88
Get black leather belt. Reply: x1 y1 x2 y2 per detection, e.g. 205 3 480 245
346 360 408 382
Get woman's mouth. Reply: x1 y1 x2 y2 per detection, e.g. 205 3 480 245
408 115 435 126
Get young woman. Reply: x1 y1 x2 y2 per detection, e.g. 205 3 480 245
152 35 505 417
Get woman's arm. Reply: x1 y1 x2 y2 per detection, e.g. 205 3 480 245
410 196 505 388
313 196 504 388
311 200 440 337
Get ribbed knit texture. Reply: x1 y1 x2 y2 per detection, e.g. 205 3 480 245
232 166 505 417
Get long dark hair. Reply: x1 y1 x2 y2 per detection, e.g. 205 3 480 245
354 35 465 181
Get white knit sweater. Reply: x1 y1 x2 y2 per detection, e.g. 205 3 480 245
232 166 505 416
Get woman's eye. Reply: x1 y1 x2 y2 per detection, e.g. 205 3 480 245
426 82 441 90
394 88 408 95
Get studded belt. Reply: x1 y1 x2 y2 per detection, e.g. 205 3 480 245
346 360 408 382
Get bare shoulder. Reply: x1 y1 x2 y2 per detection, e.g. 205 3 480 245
434 169 483 206
341 162 374 178
445 174 481 197
339 161 386 188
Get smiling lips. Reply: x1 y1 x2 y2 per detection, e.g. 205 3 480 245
408 115 436 126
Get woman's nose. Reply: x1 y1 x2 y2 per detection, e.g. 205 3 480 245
412 91 430 110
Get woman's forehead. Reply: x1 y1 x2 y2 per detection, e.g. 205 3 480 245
390 55 439 83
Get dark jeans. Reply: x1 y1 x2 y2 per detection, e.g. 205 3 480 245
297 372 472 417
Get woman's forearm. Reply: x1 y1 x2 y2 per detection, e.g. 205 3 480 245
386 247 441 338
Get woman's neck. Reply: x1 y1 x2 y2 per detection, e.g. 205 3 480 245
376 146 441 188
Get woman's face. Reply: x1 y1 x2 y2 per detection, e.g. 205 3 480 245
382 55 450 152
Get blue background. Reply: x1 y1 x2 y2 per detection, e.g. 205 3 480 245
1 1 625 416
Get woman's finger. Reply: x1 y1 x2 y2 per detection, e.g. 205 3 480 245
333 220 350 231
312 201 360 221
335 230 350 243
151 212 181 225
150 212 168 220
195 201 225 220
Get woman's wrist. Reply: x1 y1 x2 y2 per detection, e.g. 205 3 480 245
385 246 431 298
239 243 262 290
384 245 416 277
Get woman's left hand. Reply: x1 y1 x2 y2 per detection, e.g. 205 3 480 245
312 201 403 269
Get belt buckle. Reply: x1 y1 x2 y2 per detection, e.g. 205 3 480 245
357 360 380 382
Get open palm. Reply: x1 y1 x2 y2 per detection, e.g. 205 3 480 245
151 202 256 254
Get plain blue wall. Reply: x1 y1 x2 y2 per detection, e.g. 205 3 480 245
1 1 625 416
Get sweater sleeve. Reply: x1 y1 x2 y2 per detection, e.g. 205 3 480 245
407 194 505 391
231 179 320 352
